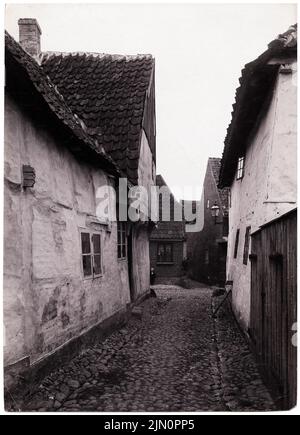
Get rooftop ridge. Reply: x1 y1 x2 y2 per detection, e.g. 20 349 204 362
40 51 154 63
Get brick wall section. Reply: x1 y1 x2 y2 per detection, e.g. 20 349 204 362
150 175 186 278
18 19 41 57
150 241 184 278
188 159 228 285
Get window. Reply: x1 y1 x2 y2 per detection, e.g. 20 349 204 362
207 200 210 209
243 226 251 265
204 249 209 265
81 231 102 278
228 189 232 208
157 243 173 263
117 222 127 259
237 156 245 180
234 229 240 259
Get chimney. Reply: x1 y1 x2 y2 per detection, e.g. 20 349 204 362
18 18 42 57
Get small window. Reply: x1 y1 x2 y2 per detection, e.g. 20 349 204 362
92 234 102 275
243 226 251 265
207 200 210 209
157 243 173 263
237 157 245 180
81 231 102 278
234 229 240 259
204 249 209 265
117 222 127 259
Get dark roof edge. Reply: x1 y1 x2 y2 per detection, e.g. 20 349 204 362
5 31 125 178
219 24 297 188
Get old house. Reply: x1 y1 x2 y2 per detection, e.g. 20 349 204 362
182 200 201 262
150 175 186 280
4 19 156 386
187 158 229 285
218 25 297 408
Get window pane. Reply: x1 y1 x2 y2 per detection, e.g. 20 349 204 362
81 232 91 254
243 226 251 265
234 229 240 259
93 254 102 275
158 245 165 260
117 222 127 259
237 157 245 180
83 255 92 277
93 234 101 254
158 244 173 263
165 244 172 262
205 250 209 265
117 222 123 246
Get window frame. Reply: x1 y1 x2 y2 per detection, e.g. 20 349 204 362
80 229 103 280
204 249 209 265
243 226 251 265
228 189 232 208
157 242 174 264
234 229 240 259
237 156 245 180
117 221 128 260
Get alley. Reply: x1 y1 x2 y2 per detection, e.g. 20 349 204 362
17 285 275 413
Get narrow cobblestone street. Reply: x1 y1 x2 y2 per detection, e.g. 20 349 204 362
16 285 275 413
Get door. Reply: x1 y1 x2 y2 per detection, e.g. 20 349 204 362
250 213 297 409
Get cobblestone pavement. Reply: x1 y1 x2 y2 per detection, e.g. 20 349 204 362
13 285 276 412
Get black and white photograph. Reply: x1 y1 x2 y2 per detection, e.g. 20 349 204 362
1 1 298 417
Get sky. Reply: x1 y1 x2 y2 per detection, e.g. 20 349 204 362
5 2 297 199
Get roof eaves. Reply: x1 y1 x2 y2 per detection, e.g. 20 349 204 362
5 31 124 178
218 24 297 188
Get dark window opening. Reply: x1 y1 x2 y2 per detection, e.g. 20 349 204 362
243 226 251 265
117 222 127 259
205 249 209 265
81 231 102 278
234 229 240 259
157 243 173 263
237 156 245 180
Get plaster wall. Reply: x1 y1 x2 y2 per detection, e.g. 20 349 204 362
227 64 297 330
4 94 131 368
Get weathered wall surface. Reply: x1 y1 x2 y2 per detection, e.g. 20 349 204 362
132 226 151 297
138 130 155 194
130 130 156 298
227 64 297 330
4 94 131 369
189 161 227 285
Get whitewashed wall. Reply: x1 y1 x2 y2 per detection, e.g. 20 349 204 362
227 63 297 330
131 130 156 298
4 94 131 368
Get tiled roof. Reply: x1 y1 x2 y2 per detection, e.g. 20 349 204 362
219 24 297 188
41 51 155 184
5 31 122 176
150 175 186 241
208 158 229 210
209 157 222 186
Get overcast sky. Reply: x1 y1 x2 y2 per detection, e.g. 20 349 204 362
5 3 297 199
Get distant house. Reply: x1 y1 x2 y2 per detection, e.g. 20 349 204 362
182 200 201 261
4 20 156 386
219 25 297 409
187 158 229 285
150 175 186 280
